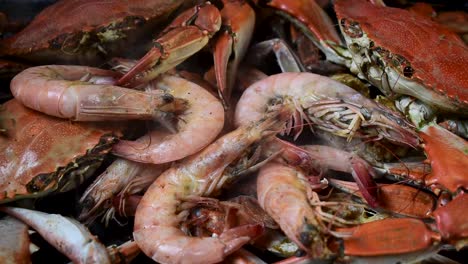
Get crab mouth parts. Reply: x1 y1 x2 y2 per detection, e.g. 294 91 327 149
340 28 412 97
339 22 464 114
25 133 118 197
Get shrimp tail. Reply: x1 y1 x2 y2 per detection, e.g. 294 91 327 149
350 157 380 208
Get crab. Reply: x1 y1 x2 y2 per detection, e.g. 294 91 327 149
332 1 468 192
258 0 467 183
0 0 187 65
334 0 468 124
0 99 122 203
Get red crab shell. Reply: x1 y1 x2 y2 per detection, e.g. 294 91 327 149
0 99 122 203
0 0 185 64
335 0 468 108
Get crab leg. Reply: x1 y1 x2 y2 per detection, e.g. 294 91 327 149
107 240 141 264
0 216 34 264
439 119 468 139
262 0 350 65
336 218 441 256
213 0 255 107
329 179 436 218
116 2 221 87
0 207 111 264
419 124 468 193
246 38 306 73
432 193 468 249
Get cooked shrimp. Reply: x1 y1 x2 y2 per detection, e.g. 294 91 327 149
79 158 168 223
10 65 186 121
133 111 291 264
235 72 419 148
257 162 333 258
112 74 225 163
0 207 110 264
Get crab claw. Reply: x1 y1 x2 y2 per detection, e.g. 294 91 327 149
0 207 111 264
116 2 221 87
262 0 349 65
213 0 255 108
246 38 306 73
420 124 468 192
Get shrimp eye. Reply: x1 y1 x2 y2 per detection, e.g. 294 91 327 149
162 94 174 103
360 108 372 120
348 43 361 53
403 66 414 78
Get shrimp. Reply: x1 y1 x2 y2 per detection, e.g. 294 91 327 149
10 65 187 121
256 162 333 258
79 158 168 223
111 74 225 163
234 72 419 148
0 207 110 264
133 110 291 264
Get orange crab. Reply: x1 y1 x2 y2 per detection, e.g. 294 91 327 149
334 0 468 117
0 99 122 203
0 0 186 65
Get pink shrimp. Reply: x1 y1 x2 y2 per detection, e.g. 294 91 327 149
234 72 419 148
111 74 225 163
10 65 186 121
133 110 291 264
257 162 333 258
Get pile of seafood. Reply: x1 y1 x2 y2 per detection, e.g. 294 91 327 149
0 0 467 263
